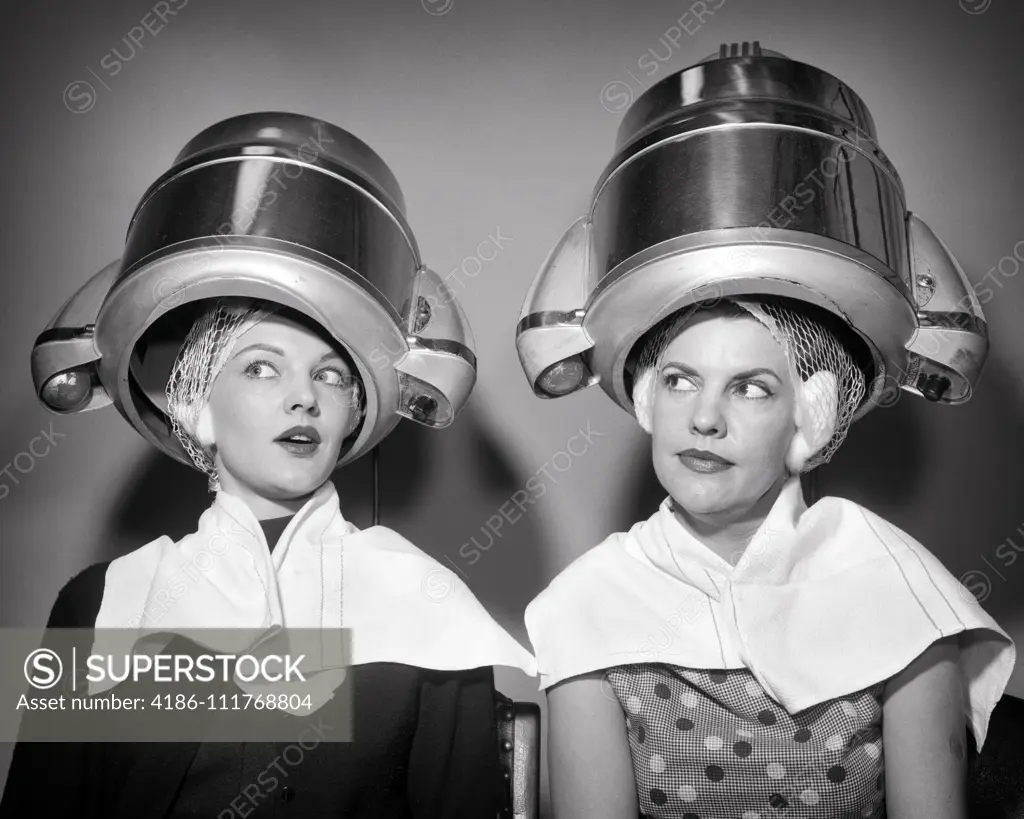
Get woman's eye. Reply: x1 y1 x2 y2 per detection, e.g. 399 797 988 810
736 382 771 399
243 360 278 379
315 369 354 388
662 372 697 392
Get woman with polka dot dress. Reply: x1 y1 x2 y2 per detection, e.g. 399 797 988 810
515 45 1015 819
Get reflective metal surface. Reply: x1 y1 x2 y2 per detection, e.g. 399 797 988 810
99 246 408 465
615 53 880 156
515 43 989 414
30 260 121 414
120 112 418 319
592 127 907 287
32 113 478 471
119 159 415 320
592 52 908 297
583 229 916 415
170 112 408 215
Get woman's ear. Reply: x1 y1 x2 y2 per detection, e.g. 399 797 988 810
632 369 655 434
785 371 838 473
195 403 216 449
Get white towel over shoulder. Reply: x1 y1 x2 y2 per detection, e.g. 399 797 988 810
525 477 1014 749
89 481 536 710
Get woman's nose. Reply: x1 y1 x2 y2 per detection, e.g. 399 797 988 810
689 393 725 436
286 378 321 417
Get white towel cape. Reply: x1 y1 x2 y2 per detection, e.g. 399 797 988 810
524 477 1014 748
88 480 537 711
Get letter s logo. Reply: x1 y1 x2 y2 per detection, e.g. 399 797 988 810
24 648 63 690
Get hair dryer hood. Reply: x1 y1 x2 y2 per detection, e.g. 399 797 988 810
31 112 477 470
516 42 987 417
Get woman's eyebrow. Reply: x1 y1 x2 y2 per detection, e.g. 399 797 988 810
661 362 781 380
732 367 781 381
316 350 346 365
661 361 700 376
232 342 284 359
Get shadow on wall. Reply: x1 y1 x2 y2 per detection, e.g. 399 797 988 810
103 401 548 644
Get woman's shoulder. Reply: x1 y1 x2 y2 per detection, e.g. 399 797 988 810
342 527 538 674
49 531 177 627
347 524 475 578
524 526 654 656
527 525 644 615
813 494 923 546
47 560 113 628
350 524 434 555
810 494 970 579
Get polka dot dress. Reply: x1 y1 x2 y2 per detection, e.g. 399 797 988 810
607 664 886 818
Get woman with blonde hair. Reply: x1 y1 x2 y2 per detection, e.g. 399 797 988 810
516 44 1015 818
2 113 535 818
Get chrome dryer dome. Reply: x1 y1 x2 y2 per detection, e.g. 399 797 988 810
32 112 476 469
516 42 987 416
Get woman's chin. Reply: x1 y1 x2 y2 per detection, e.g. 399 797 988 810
275 473 330 498
243 467 331 502
665 479 739 518
263 451 336 488
673 496 731 518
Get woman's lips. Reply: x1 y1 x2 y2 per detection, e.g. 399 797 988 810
678 449 733 474
275 440 320 457
274 425 322 457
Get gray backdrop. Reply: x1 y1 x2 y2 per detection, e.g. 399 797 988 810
2 0 1022 812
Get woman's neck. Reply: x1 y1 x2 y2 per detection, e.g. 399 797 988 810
672 477 788 566
216 475 317 521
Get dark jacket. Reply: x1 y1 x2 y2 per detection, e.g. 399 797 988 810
0 562 502 819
